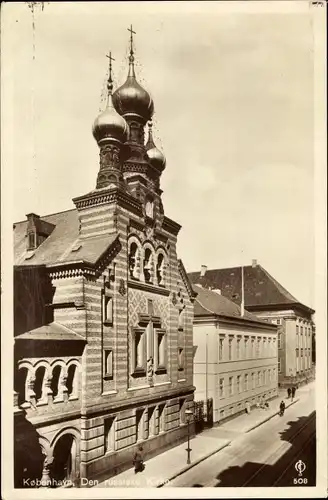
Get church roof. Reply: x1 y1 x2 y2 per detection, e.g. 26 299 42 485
193 285 273 327
14 321 86 341
14 208 118 268
189 265 314 314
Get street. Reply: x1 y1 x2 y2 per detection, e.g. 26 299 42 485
164 384 315 488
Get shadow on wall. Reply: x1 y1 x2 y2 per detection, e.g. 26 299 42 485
14 411 45 488
212 412 316 487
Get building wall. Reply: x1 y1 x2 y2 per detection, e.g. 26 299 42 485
193 320 278 423
254 309 313 385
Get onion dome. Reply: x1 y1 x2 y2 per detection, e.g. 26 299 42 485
112 26 154 123
146 121 166 172
92 53 128 145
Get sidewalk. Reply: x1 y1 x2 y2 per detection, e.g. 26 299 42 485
94 392 301 489
95 428 231 488
217 396 299 434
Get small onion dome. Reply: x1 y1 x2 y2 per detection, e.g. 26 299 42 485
92 96 128 145
146 121 166 173
112 54 154 123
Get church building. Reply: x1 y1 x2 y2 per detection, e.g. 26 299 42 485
13 29 196 487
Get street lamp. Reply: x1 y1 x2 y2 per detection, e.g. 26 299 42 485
185 409 193 465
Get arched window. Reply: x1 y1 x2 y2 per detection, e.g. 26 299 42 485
16 367 29 406
34 366 46 401
51 365 62 399
156 253 165 286
143 248 153 283
66 365 78 398
129 242 139 280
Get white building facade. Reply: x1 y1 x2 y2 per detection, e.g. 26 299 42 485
193 285 278 423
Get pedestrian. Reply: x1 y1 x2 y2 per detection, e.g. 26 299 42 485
133 445 145 474
291 386 296 399
245 401 250 414
287 387 291 399
279 400 285 416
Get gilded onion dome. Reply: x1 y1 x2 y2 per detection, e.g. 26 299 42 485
92 53 128 145
146 121 166 172
112 27 154 123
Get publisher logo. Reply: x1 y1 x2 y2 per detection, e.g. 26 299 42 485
294 460 307 485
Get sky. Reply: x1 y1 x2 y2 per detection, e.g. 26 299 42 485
2 1 318 308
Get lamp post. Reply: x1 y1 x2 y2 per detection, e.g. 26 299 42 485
185 409 193 465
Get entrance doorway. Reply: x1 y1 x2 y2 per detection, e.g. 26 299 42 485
52 434 76 484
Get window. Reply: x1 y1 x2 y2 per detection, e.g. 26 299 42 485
219 378 224 398
258 371 261 386
155 331 166 371
136 409 145 442
256 338 261 357
244 374 249 391
300 326 303 335
229 377 233 396
228 338 233 361
178 347 184 371
143 248 153 283
263 339 266 357
104 417 115 452
178 307 184 331
145 199 154 218
132 329 146 374
158 404 166 433
103 295 113 325
252 372 256 388
148 407 156 437
251 339 255 358
156 253 165 286
278 333 281 349
244 338 248 358
28 232 36 250
219 337 224 361
237 375 242 393
67 364 78 398
278 359 281 373
50 365 62 400
34 366 46 402
236 339 241 359
276 319 281 325
129 242 139 280
103 349 113 379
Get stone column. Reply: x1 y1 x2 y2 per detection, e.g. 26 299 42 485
40 455 53 488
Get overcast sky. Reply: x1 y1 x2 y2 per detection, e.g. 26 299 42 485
3 1 316 308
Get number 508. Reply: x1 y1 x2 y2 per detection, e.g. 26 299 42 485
294 478 308 485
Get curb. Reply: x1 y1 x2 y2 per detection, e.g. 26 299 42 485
245 397 300 433
156 440 231 488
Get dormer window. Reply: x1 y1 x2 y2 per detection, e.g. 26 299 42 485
27 232 36 250
25 213 55 251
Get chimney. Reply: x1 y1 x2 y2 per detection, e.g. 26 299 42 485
200 265 207 277
252 259 257 268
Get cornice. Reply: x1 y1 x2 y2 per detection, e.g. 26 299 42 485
47 236 121 280
73 187 142 217
178 259 198 303
128 279 170 296
162 216 181 236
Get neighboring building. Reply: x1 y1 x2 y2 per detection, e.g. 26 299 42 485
193 285 278 423
13 32 196 488
189 261 315 388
